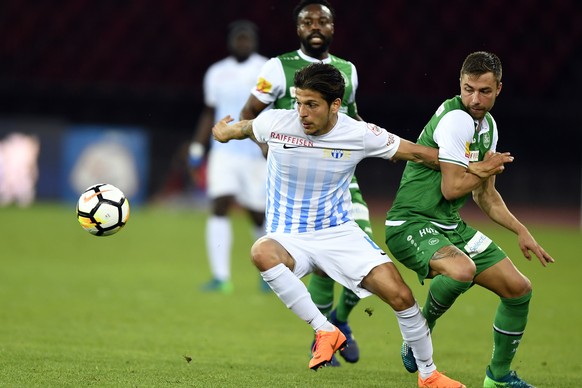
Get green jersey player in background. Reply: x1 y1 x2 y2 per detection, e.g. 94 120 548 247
385 51 554 388
240 0 368 366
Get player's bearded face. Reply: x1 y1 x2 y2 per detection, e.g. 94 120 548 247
460 72 502 121
300 32 333 57
297 5 334 58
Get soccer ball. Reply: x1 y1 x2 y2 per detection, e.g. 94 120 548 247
76 183 130 236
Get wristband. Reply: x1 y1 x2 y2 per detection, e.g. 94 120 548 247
188 142 205 167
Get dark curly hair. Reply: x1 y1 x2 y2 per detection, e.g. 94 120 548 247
292 0 336 24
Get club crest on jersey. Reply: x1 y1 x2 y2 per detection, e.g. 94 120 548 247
255 77 272 94
481 132 491 148
324 149 350 159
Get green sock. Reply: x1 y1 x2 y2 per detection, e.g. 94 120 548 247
307 273 335 316
423 275 472 331
335 287 360 322
489 291 532 379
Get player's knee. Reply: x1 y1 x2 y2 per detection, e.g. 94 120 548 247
437 260 475 282
432 245 475 282
212 195 234 215
362 264 414 310
250 237 286 271
454 260 476 282
250 238 269 269
510 275 532 297
388 286 415 311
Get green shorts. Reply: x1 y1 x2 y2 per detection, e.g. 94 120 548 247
385 220 507 283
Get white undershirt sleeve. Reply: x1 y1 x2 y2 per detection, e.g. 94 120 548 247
250 58 286 105
434 110 475 168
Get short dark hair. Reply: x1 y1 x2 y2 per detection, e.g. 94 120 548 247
461 51 502 85
292 0 336 24
227 19 258 42
293 63 345 105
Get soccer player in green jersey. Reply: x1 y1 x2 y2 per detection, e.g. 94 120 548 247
385 51 555 388
240 0 368 365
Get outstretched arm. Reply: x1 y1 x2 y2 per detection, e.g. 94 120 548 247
212 115 256 143
391 139 440 170
472 176 555 267
239 96 270 156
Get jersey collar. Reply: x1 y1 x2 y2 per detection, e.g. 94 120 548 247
297 49 332 64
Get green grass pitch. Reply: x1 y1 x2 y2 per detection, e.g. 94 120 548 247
1 203 580 387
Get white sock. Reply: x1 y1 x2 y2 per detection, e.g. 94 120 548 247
206 216 232 281
394 302 437 379
261 263 330 331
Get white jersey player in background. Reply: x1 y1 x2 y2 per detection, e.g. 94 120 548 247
188 20 268 293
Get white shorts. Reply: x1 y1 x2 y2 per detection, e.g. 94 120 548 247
267 221 392 298
206 148 267 211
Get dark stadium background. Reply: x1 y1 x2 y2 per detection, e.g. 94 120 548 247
0 0 580 212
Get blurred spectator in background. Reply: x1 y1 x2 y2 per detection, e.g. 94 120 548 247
188 20 268 293
0 133 40 207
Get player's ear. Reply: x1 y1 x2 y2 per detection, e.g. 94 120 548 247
496 82 502 96
330 98 341 113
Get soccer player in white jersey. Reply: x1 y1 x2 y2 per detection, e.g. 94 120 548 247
213 62 466 388
188 20 268 293
241 0 369 366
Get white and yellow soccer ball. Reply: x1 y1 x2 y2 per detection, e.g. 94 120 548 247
76 183 130 236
